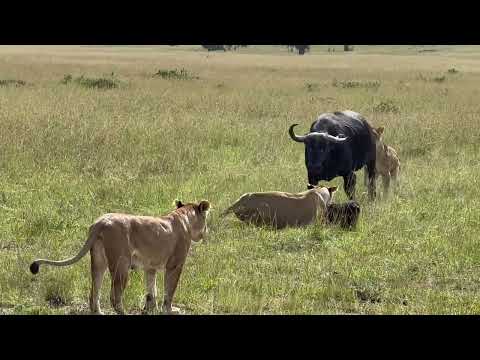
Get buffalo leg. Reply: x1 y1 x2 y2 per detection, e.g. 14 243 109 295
366 160 377 201
343 172 357 200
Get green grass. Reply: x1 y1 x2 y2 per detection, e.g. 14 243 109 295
1 45 480 315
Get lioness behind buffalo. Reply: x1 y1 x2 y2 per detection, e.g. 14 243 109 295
30 199 211 315
222 185 337 229
363 126 401 196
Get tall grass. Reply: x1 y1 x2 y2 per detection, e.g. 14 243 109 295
0 46 480 314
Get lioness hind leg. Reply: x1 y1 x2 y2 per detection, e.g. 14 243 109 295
109 257 130 315
363 166 369 188
382 174 391 196
366 160 377 201
162 261 185 314
89 243 107 315
391 166 400 193
143 269 158 313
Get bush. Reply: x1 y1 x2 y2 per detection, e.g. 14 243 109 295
60 74 73 84
332 79 380 89
75 75 118 89
373 99 400 113
153 68 199 80
202 45 226 52
417 73 447 83
43 278 74 308
0 79 26 87
61 74 121 89
305 82 319 92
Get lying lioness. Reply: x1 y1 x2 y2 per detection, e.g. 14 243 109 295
222 185 337 229
364 126 401 195
30 199 211 315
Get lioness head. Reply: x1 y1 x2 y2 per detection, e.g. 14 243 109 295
175 200 211 242
307 184 338 206
372 126 391 155
372 126 385 149
372 126 384 140
194 200 211 242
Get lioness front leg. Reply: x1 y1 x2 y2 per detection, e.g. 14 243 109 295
162 262 185 314
343 172 357 200
143 269 158 313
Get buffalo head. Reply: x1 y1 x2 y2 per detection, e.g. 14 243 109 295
289 124 348 170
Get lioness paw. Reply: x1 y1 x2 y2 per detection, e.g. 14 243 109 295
162 306 183 315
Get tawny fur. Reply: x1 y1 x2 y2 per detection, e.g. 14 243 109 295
364 126 401 196
30 200 211 315
222 185 337 229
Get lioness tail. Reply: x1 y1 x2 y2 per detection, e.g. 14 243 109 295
30 221 103 274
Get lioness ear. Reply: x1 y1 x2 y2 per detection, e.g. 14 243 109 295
174 200 184 208
328 187 338 194
376 127 384 136
307 184 315 190
198 200 211 213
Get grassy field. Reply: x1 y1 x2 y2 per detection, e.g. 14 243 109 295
1 45 480 315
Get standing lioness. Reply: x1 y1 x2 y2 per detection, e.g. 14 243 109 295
30 200 211 315
364 126 400 196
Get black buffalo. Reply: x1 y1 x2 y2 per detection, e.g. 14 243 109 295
326 200 361 229
288 110 377 200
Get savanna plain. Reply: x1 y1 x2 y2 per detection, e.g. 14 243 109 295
0 45 479 314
